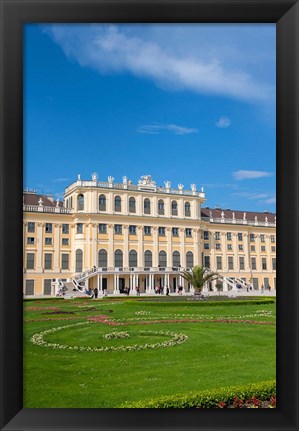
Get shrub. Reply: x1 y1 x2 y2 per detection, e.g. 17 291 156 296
121 380 276 408
125 299 275 307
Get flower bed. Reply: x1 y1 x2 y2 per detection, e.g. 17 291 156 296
103 331 129 340
30 322 189 353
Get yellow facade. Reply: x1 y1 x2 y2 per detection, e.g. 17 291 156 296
23 174 276 296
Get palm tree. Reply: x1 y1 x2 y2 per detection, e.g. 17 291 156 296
181 265 218 295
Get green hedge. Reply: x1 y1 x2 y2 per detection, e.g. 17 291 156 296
121 380 276 408
125 299 275 307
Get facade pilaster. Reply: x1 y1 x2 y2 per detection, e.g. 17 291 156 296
137 226 144 267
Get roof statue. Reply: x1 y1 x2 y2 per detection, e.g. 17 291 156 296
138 175 156 187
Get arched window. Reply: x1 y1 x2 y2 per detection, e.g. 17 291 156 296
159 250 167 268
172 251 180 267
98 249 107 268
186 251 194 268
114 196 121 212
114 249 123 268
144 250 152 268
75 249 83 272
171 200 178 216
99 194 106 211
185 202 191 217
129 197 136 213
158 199 164 215
144 198 151 214
129 250 137 268
77 194 84 211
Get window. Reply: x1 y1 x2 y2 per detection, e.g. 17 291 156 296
43 279 52 295
204 243 210 250
251 245 255 252
159 251 167 268
77 194 84 211
203 231 209 240
129 197 136 213
61 253 69 270
98 249 107 268
185 202 191 217
239 256 245 270
144 226 151 236
272 258 276 271
144 198 151 214
185 228 192 237
45 237 52 245
158 227 165 236
216 243 221 250
250 233 255 242
45 223 52 233
25 280 34 295
227 244 232 251
114 196 121 212
144 250 152 268
99 194 106 211
270 235 275 243
228 256 234 270
171 200 178 216
129 250 137 268
260 234 265 242
227 232 232 241
114 224 122 234
158 199 164 215
172 251 180 267
62 224 69 234
261 246 266 252
115 249 123 268
27 237 35 245
238 244 243 251
251 278 258 289
186 251 194 268
99 224 107 234
262 258 267 270
251 257 257 270
44 253 52 270
26 253 34 269
62 238 69 246
75 249 83 272
216 256 222 270
215 232 220 240
204 256 210 269
238 233 243 241
77 223 83 234
271 246 276 252
129 225 136 235
28 222 35 233
172 227 179 237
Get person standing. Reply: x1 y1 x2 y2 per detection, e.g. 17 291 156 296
94 287 98 299
261 284 264 293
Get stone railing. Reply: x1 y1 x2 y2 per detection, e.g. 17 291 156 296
201 216 275 228
23 204 71 214
64 180 205 198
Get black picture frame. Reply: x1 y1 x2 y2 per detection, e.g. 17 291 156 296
1 0 298 430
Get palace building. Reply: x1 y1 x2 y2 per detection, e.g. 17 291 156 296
23 173 276 297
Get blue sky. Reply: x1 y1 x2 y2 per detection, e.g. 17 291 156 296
24 24 276 212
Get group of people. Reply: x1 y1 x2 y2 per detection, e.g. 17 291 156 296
261 284 272 293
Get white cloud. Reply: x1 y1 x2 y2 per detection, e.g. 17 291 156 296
264 196 276 204
216 117 231 128
44 24 274 103
138 124 198 135
233 170 273 180
52 178 70 182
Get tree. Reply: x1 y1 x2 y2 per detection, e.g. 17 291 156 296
181 266 218 295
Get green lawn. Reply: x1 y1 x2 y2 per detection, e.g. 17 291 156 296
23 297 276 408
